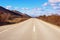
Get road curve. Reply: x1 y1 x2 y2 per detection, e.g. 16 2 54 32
0 18 60 40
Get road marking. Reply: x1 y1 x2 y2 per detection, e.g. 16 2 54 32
33 24 35 32
0 26 17 34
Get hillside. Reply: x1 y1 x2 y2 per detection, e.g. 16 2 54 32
38 14 60 26
0 6 31 26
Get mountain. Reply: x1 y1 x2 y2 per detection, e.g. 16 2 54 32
0 6 23 16
0 6 31 17
12 10 31 18
0 6 31 25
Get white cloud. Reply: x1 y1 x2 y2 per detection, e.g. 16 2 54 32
6 6 12 9
50 3 60 10
14 7 20 10
48 0 60 10
49 1 60 10
33 8 41 11
26 10 41 17
21 8 29 10
58 3 60 6
24 8 45 17
50 3 56 7
43 2 48 6
49 0 60 3
53 6 57 9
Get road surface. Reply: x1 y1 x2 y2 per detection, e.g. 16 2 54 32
0 18 60 40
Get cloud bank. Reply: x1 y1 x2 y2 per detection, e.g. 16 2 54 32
5 0 60 17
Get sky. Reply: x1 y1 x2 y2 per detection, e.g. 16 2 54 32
0 0 60 17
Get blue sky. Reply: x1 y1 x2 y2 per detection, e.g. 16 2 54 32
0 0 47 8
0 0 60 17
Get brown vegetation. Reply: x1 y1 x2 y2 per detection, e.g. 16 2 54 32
38 14 60 26
0 6 31 26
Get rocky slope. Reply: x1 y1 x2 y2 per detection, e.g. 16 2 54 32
0 6 31 26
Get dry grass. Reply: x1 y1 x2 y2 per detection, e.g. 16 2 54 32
0 18 30 26
8 18 29 23
38 14 60 26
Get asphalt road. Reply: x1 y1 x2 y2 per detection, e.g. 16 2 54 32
0 18 60 40
34 19 60 40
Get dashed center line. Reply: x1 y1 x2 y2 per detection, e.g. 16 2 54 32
33 25 35 32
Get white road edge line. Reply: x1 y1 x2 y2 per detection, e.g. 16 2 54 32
0 26 17 34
